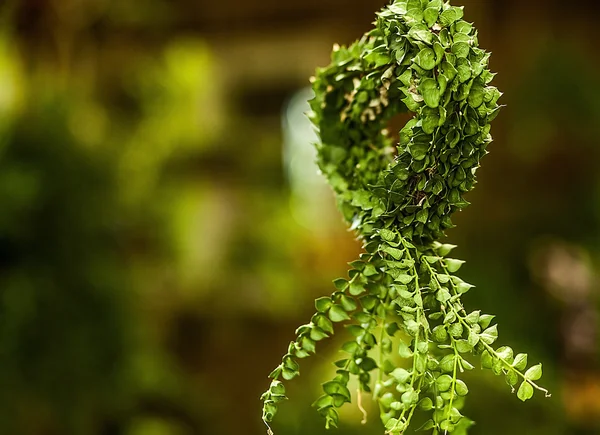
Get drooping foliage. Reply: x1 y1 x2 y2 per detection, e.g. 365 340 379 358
261 1 549 433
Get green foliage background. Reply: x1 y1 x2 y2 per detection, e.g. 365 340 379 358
0 0 599 434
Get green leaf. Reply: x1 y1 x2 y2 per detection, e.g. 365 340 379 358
310 327 328 341
360 295 378 310
364 47 391 67
351 190 373 210
283 355 299 371
408 24 434 45
440 420 455 432
481 350 493 369
439 6 464 26
385 418 400 431
324 407 339 429
333 278 348 291
397 287 413 299
395 274 414 284
398 68 413 87
452 42 470 58
424 255 440 264
381 337 393 355
350 261 365 273
505 370 519 387
449 323 463 338
262 401 277 421
517 381 534 401
468 82 485 108
453 32 471 43
457 63 471 82
315 314 334 334
322 381 351 401
432 325 448 343
455 379 469 396
436 288 451 303
433 42 445 64
457 282 474 293
379 228 396 242
445 258 465 272
418 420 436 431
268 365 283 379
436 374 453 392
300 336 316 353
405 319 419 335
409 142 429 161
345 324 363 337
421 107 441 134
437 274 451 283
461 359 475 371
456 339 473 353
414 48 436 70
312 394 333 411
413 292 423 307
315 297 332 313
405 0 424 22
478 314 495 329
391 367 411 384
398 340 413 358
363 264 378 276
439 354 455 372
352 312 370 325
340 295 358 312
390 401 403 411
282 368 298 381
513 353 528 371
295 323 310 334
328 304 350 322
435 243 457 256
349 281 365 296
441 60 457 81
401 390 419 405
465 310 480 325
292 346 310 358
386 321 400 336
492 356 504 376
455 20 473 34
342 340 359 354
419 78 441 108
360 356 378 371
382 245 404 260
423 7 439 27
443 311 456 324
402 94 422 112
416 208 429 223
467 330 480 347
524 364 542 381
496 345 514 362
419 397 434 411
270 380 285 395
480 324 498 344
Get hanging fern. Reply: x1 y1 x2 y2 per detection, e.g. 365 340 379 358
261 1 549 433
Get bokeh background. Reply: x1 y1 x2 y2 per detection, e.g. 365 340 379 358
1 0 599 434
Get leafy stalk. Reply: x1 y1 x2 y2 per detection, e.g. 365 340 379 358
261 0 548 433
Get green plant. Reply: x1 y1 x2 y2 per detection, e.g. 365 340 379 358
261 1 550 433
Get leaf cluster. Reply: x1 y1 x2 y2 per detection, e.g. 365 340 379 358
261 1 548 433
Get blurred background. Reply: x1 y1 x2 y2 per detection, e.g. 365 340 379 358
0 0 599 434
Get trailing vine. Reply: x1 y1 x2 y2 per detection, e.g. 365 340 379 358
261 1 550 433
